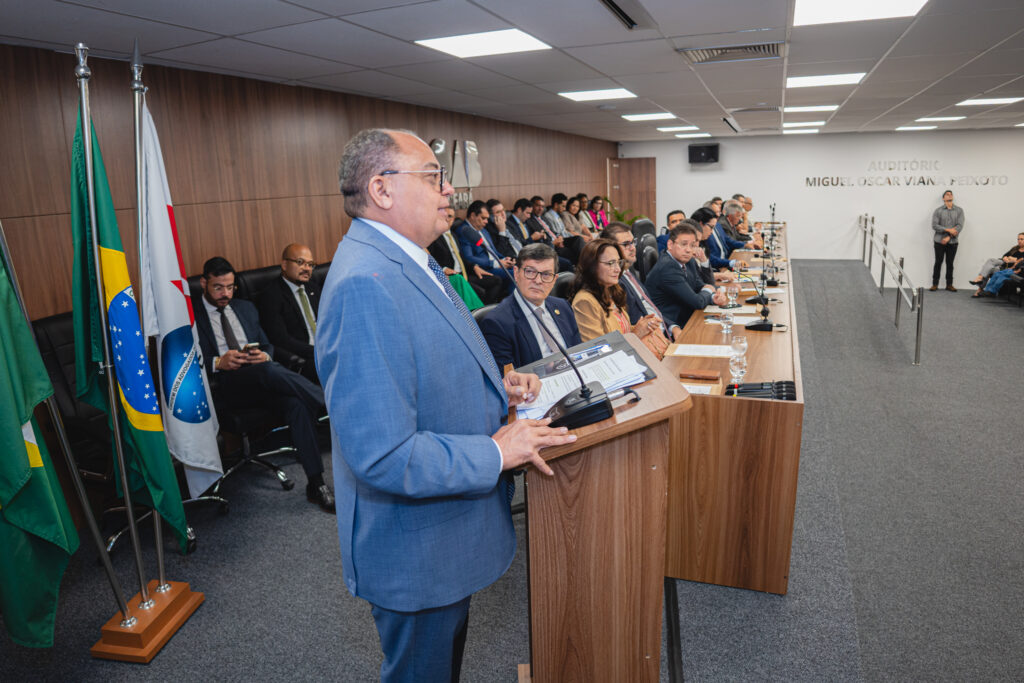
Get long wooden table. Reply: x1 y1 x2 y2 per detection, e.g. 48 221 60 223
662 231 804 594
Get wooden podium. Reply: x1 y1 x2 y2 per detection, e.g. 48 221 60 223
520 335 691 683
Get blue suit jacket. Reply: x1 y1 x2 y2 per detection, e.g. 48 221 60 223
315 218 515 612
707 223 746 270
645 252 714 327
479 294 582 369
455 220 501 275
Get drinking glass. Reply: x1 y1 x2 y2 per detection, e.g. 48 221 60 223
730 335 748 358
720 312 733 335
726 284 739 307
729 354 747 385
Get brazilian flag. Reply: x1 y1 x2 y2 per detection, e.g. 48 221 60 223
0 249 79 647
70 110 188 551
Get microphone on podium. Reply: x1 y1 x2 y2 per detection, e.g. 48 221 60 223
473 235 613 429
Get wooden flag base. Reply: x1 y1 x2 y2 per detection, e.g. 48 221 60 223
90 580 204 663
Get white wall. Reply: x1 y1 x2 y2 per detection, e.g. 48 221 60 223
619 129 1023 289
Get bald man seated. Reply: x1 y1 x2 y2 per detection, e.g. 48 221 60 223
257 243 321 383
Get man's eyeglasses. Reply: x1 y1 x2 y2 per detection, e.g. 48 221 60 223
617 238 637 248
598 258 626 270
285 258 316 268
520 266 556 283
209 283 237 294
380 167 448 192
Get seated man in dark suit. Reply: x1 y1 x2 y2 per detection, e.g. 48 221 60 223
485 198 522 259
511 197 571 272
194 256 334 512
527 196 582 266
645 224 727 328
257 243 321 383
657 209 686 252
456 200 513 297
479 243 582 369
428 207 504 306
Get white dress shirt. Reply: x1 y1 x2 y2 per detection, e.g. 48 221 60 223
201 296 249 371
514 291 566 357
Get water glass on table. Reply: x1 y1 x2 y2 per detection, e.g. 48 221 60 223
729 354 747 387
730 335 748 359
726 284 739 308
720 311 734 335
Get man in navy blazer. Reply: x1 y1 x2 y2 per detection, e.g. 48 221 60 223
645 224 727 328
318 129 575 682
479 243 582 369
192 256 333 511
456 200 513 295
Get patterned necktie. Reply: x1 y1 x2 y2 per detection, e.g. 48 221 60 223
426 255 500 382
219 307 241 351
534 306 562 356
298 285 317 340
624 271 672 338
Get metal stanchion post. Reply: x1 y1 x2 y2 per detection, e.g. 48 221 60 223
895 256 904 328
879 234 888 295
914 287 924 366
868 222 874 270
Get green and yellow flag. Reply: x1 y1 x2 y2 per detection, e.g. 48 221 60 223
70 110 188 551
0 249 80 647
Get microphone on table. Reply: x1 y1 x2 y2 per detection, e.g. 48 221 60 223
473 235 613 429
734 273 775 332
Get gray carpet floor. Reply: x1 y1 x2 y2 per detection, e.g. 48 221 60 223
2 259 1021 681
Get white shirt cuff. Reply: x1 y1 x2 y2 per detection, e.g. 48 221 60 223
490 437 504 480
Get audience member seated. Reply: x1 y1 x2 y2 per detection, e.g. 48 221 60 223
645 224 727 328
703 196 723 217
719 200 757 244
576 193 597 233
527 195 581 266
969 232 1024 294
974 235 1024 298
657 210 686 250
485 198 522 258
457 200 514 296
560 195 592 242
587 196 609 230
479 243 582 369
601 222 684 342
506 198 536 248
428 208 499 307
707 206 750 271
570 239 669 359
193 256 334 512
257 243 322 383
691 208 739 281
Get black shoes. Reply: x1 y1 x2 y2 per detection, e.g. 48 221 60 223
307 483 336 513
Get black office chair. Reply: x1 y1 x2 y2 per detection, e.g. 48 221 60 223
638 245 659 282
551 271 575 300
637 232 657 258
472 303 498 322
236 265 281 303
312 261 331 289
632 218 656 239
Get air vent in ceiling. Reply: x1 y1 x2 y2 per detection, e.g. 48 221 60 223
677 42 785 65
730 106 782 113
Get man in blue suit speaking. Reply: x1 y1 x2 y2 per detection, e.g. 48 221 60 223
316 128 577 682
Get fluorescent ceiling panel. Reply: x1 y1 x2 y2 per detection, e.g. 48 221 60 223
1017 123 1024 127
415 29 550 58
787 73 865 88
915 116 966 121
783 128 819 134
783 121 825 127
793 0 928 26
622 113 676 121
657 126 699 132
956 97 1024 106
675 132 711 138
783 104 839 112
895 125 937 130
559 88 636 101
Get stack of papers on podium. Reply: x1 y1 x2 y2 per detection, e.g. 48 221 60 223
516 350 647 420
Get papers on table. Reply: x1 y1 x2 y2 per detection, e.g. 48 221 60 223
680 382 714 395
668 343 733 358
763 287 786 294
516 350 647 420
705 315 759 326
705 304 759 315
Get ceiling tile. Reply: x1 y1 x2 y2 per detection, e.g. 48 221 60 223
239 18 445 68
291 0 424 14
302 69 443 96
700 63 783 92
952 48 1024 78
466 50 603 83
853 80 934 99
381 60 520 90
613 71 708 98
786 60 878 77
715 89 782 108
645 0 788 36
150 37 351 79
788 19 912 63
923 74 1017 96
867 53 979 83
889 8 1024 58
471 0 661 49
63 0 324 35
342 0 509 41
565 39 686 77
533 78 622 95
463 84 561 105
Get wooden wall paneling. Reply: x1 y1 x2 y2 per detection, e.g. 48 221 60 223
1 215 75 317
608 157 656 224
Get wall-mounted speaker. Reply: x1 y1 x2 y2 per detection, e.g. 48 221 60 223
688 143 719 164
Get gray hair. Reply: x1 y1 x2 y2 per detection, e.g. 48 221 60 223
338 128 418 217
723 200 744 217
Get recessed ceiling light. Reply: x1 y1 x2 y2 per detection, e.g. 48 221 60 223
783 129 819 135
415 29 550 58
675 132 711 138
1016 123 1024 127
915 116 966 122
787 73 865 88
793 0 928 27
657 125 699 132
956 97 1024 106
895 125 937 131
559 88 636 102
783 121 825 128
622 113 676 121
783 105 839 112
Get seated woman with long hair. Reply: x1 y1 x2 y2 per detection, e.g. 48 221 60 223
570 239 669 359
561 195 593 242
587 196 609 230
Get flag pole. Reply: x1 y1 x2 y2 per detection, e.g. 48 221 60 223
74 43 154 611
0 219 136 627
130 39 170 596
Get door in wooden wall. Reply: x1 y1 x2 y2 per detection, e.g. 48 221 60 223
607 157 656 225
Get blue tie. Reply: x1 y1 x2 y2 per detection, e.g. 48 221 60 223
426 255 501 383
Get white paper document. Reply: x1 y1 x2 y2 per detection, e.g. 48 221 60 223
668 344 734 358
705 304 759 315
680 382 714 394
516 350 647 420
706 315 759 326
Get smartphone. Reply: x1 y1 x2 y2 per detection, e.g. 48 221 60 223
243 342 261 352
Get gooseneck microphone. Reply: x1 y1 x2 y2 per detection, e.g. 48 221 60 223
473 234 613 429
736 272 774 332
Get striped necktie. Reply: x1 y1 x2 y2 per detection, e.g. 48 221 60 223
426 255 500 383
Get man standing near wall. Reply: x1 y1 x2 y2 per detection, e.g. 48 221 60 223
931 190 965 292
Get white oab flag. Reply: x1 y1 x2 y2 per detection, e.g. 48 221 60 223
139 100 222 498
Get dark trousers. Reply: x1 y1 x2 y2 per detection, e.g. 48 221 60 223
933 242 958 286
371 596 471 683
212 361 324 482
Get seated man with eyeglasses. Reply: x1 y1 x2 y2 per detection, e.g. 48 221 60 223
645 223 728 328
193 256 335 513
479 243 582 369
257 243 322 383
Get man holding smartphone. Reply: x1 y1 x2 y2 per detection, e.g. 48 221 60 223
193 256 334 512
